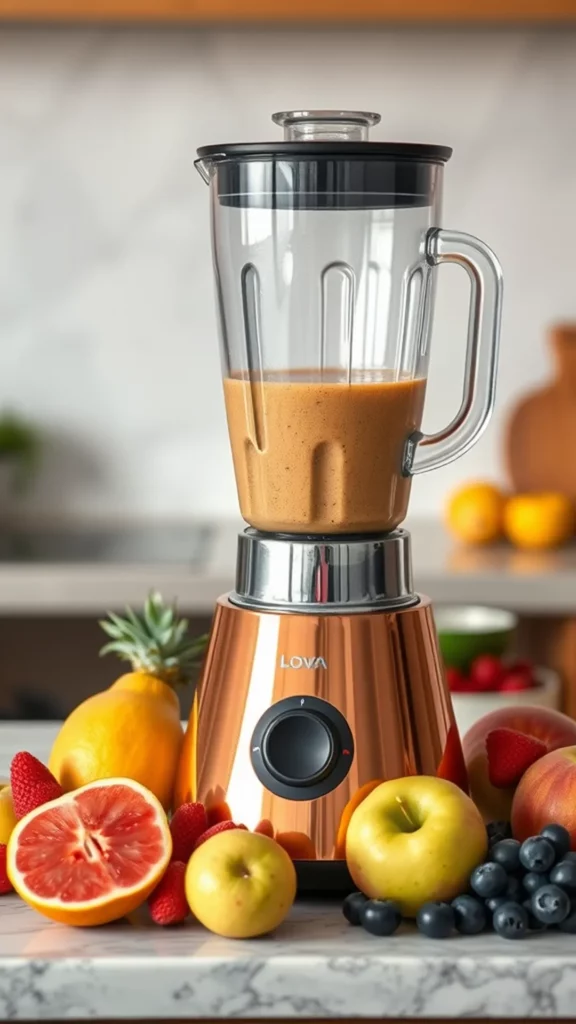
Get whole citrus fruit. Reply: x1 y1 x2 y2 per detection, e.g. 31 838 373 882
504 492 575 550
0 785 17 844
446 482 506 545
49 675 183 811
49 593 206 811
7 778 172 926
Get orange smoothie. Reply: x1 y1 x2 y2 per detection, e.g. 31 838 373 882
223 370 427 534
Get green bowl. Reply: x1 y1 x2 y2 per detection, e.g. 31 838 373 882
434 606 518 671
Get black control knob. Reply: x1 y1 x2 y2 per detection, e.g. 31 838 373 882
262 710 337 786
250 696 354 801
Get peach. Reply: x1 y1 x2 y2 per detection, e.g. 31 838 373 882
276 830 317 860
463 705 576 822
512 746 576 845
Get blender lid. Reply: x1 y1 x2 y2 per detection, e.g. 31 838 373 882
197 109 453 164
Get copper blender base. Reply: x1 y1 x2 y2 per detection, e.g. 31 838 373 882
181 594 466 867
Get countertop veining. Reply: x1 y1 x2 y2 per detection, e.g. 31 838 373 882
3 894 576 1020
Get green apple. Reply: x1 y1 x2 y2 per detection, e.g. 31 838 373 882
185 830 297 938
346 775 487 917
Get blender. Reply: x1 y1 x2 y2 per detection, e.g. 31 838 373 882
185 110 502 886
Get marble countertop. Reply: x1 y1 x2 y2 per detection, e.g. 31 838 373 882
2 518 576 615
4 893 576 1020
3 737 576 1020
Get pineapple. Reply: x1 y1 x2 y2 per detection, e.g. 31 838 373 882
100 590 207 685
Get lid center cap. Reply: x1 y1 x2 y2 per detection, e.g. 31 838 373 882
272 109 381 143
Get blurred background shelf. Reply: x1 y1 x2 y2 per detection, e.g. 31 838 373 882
1 518 576 615
1 0 575 21
1 518 576 721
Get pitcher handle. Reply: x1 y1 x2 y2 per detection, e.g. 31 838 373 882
406 228 503 476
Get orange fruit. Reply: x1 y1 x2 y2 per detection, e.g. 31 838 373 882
445 482 506 545
7 778 172 926
504 492 575 550
49 674 183 812
275 831 317 860
334 779 384 858
254 818 275 838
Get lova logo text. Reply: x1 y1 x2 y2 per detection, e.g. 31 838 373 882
279 655 327 670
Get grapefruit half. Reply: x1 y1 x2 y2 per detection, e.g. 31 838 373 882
7 778 172 926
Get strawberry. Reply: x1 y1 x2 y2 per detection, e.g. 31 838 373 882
0 845 13 895
193 821 247 851
499 668 535 692
254 818 275 838
486 727 547 789
169 803 207 863
446 667 470 693
10 752 64 820
469 655 504 692
148 861 188 926
505 659 534 677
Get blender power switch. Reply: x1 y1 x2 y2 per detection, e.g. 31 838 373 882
250 695 354 801
261 711 337 786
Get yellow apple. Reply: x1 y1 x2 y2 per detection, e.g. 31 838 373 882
346 775 487 917
185 829 296 938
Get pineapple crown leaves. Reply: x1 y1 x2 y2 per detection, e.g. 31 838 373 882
99 591 207 686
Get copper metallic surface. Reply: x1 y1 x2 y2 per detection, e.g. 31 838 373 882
189 595 466 861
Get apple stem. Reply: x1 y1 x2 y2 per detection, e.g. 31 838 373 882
395 795 417 831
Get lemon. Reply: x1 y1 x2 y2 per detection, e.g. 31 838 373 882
0 786 17 844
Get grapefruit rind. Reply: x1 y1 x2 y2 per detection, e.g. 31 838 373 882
7 777 172 927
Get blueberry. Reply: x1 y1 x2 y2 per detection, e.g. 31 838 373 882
485 895 509 914
416 901 455 939
523 871 550 894
558 901 576 933
550 860 576 893
360 899 401 937
562 851 576 863
487 821 512 844
531 884 571 925
522 899 547 931
490 839 521 873
540 824 571 859
492 901 528 939
451 894 487 935
519 836 556 873
342 891 367 926
504 874 524 901
470 862 508 899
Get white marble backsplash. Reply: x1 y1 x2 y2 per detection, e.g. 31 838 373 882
1 25 576 521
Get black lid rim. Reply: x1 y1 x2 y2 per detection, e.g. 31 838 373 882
196 141 453 163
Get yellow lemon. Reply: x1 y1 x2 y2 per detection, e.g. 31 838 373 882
0 787 17 845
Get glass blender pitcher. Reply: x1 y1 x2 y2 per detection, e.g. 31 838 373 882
196 110 502 535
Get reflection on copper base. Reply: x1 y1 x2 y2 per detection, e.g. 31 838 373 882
186 596 467 861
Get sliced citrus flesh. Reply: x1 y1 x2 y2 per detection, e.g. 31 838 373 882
7 778 172 926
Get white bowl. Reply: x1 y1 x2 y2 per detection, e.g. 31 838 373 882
450 666 561 739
